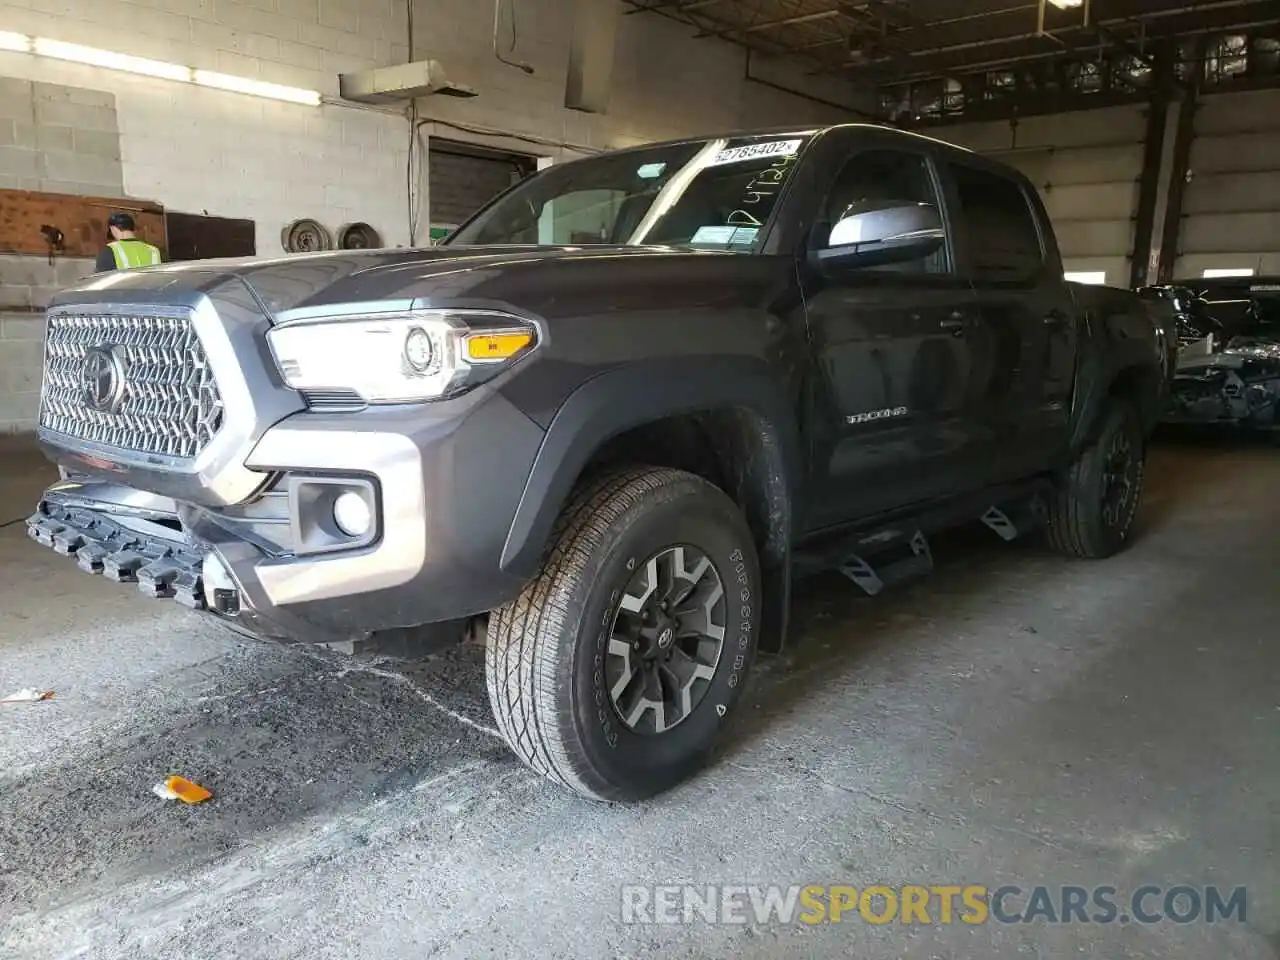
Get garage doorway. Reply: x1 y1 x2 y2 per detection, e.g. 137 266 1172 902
427 138 539 241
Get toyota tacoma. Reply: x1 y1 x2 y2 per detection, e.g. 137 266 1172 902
26 124 1172 801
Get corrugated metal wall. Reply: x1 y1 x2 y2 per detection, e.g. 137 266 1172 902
938 104 1148 286
1174 88 1280 279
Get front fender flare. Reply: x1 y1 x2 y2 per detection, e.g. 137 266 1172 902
499 356 802 578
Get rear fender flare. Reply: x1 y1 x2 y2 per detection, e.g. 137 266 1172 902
1070 342 1165 453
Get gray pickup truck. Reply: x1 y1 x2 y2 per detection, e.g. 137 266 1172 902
26 123 1173 801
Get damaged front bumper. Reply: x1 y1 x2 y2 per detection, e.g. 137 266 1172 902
25 485 335 643
28 498 209 607
28 396 545 645
24 286 545 647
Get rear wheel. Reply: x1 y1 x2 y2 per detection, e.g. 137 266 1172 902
485 467 760 802
1045 400 1145 559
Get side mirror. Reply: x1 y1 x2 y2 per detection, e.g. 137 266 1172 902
813 200 945 271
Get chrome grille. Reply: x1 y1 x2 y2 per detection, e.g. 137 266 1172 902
40 312 225 460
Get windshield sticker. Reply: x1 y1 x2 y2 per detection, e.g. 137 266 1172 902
708 139 803 167
691 225 759 247
636 162 667 179
725 146 804 228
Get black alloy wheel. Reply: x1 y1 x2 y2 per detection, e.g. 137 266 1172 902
605 545 727 735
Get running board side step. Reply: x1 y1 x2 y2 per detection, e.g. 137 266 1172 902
793 480 1053 594
838 529 932 596
980 493 1048 542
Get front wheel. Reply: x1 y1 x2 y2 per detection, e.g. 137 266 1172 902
485 467 761 802
1045 400 1146 559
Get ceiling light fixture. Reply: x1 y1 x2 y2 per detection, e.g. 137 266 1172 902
0 31 321 105
1046 0 1085 8
35 37 192 82
0 29 30 51
192 69 321 105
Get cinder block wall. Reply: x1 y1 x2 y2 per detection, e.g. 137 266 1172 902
1 0 410 256
0 255 97 314
1 72 122 435
0 310 47 436
0 0 871 434
0 77 125 195
0 0 866 258
0 258 95 434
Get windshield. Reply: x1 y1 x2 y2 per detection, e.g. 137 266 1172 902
445 133 815 251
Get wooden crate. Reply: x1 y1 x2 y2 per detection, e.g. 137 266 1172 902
0 189 168 259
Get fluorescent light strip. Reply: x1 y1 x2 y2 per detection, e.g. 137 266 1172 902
193 69 320 105
35 37 192 82
1 31 320 105
0 29 30 51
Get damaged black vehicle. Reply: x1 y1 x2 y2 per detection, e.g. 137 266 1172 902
1140 277 1280 434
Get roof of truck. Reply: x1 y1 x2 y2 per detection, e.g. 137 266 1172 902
595 122 974 158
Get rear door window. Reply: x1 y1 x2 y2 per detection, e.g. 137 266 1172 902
947 162 1044 283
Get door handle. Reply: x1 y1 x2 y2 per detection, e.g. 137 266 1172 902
939 314 966 336
1043 309 1069 327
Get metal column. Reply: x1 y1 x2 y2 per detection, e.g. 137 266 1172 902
1130 43 1174 289
1155 37 1206 283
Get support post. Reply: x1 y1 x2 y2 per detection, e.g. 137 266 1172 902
1130 42 1174 289
1155 38 1205 283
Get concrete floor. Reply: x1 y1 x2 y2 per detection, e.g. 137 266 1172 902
0 435 1276 959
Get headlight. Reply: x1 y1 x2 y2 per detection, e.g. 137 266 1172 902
266 310 538 403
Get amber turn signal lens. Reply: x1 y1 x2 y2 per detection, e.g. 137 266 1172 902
160 775 213 804
464 331 532 362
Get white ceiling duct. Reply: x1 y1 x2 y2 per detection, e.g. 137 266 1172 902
338 60 476 104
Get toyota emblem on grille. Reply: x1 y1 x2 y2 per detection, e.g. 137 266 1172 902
82 345 126 413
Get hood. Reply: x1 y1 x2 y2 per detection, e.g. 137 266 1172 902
51 244 732 317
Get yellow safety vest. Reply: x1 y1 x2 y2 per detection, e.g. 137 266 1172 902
108 239 162 269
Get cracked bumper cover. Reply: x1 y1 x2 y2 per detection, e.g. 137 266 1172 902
29 392 547 644
26 494 353 643
29 504 206 602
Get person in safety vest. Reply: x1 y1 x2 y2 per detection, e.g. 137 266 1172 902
95 212 162 272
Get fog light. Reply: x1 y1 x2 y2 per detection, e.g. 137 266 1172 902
333 491 372 537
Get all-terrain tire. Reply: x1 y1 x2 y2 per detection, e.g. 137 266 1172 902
485 467 761 802
1045 400 1145 559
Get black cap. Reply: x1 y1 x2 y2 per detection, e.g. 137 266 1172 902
107 212 136 231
